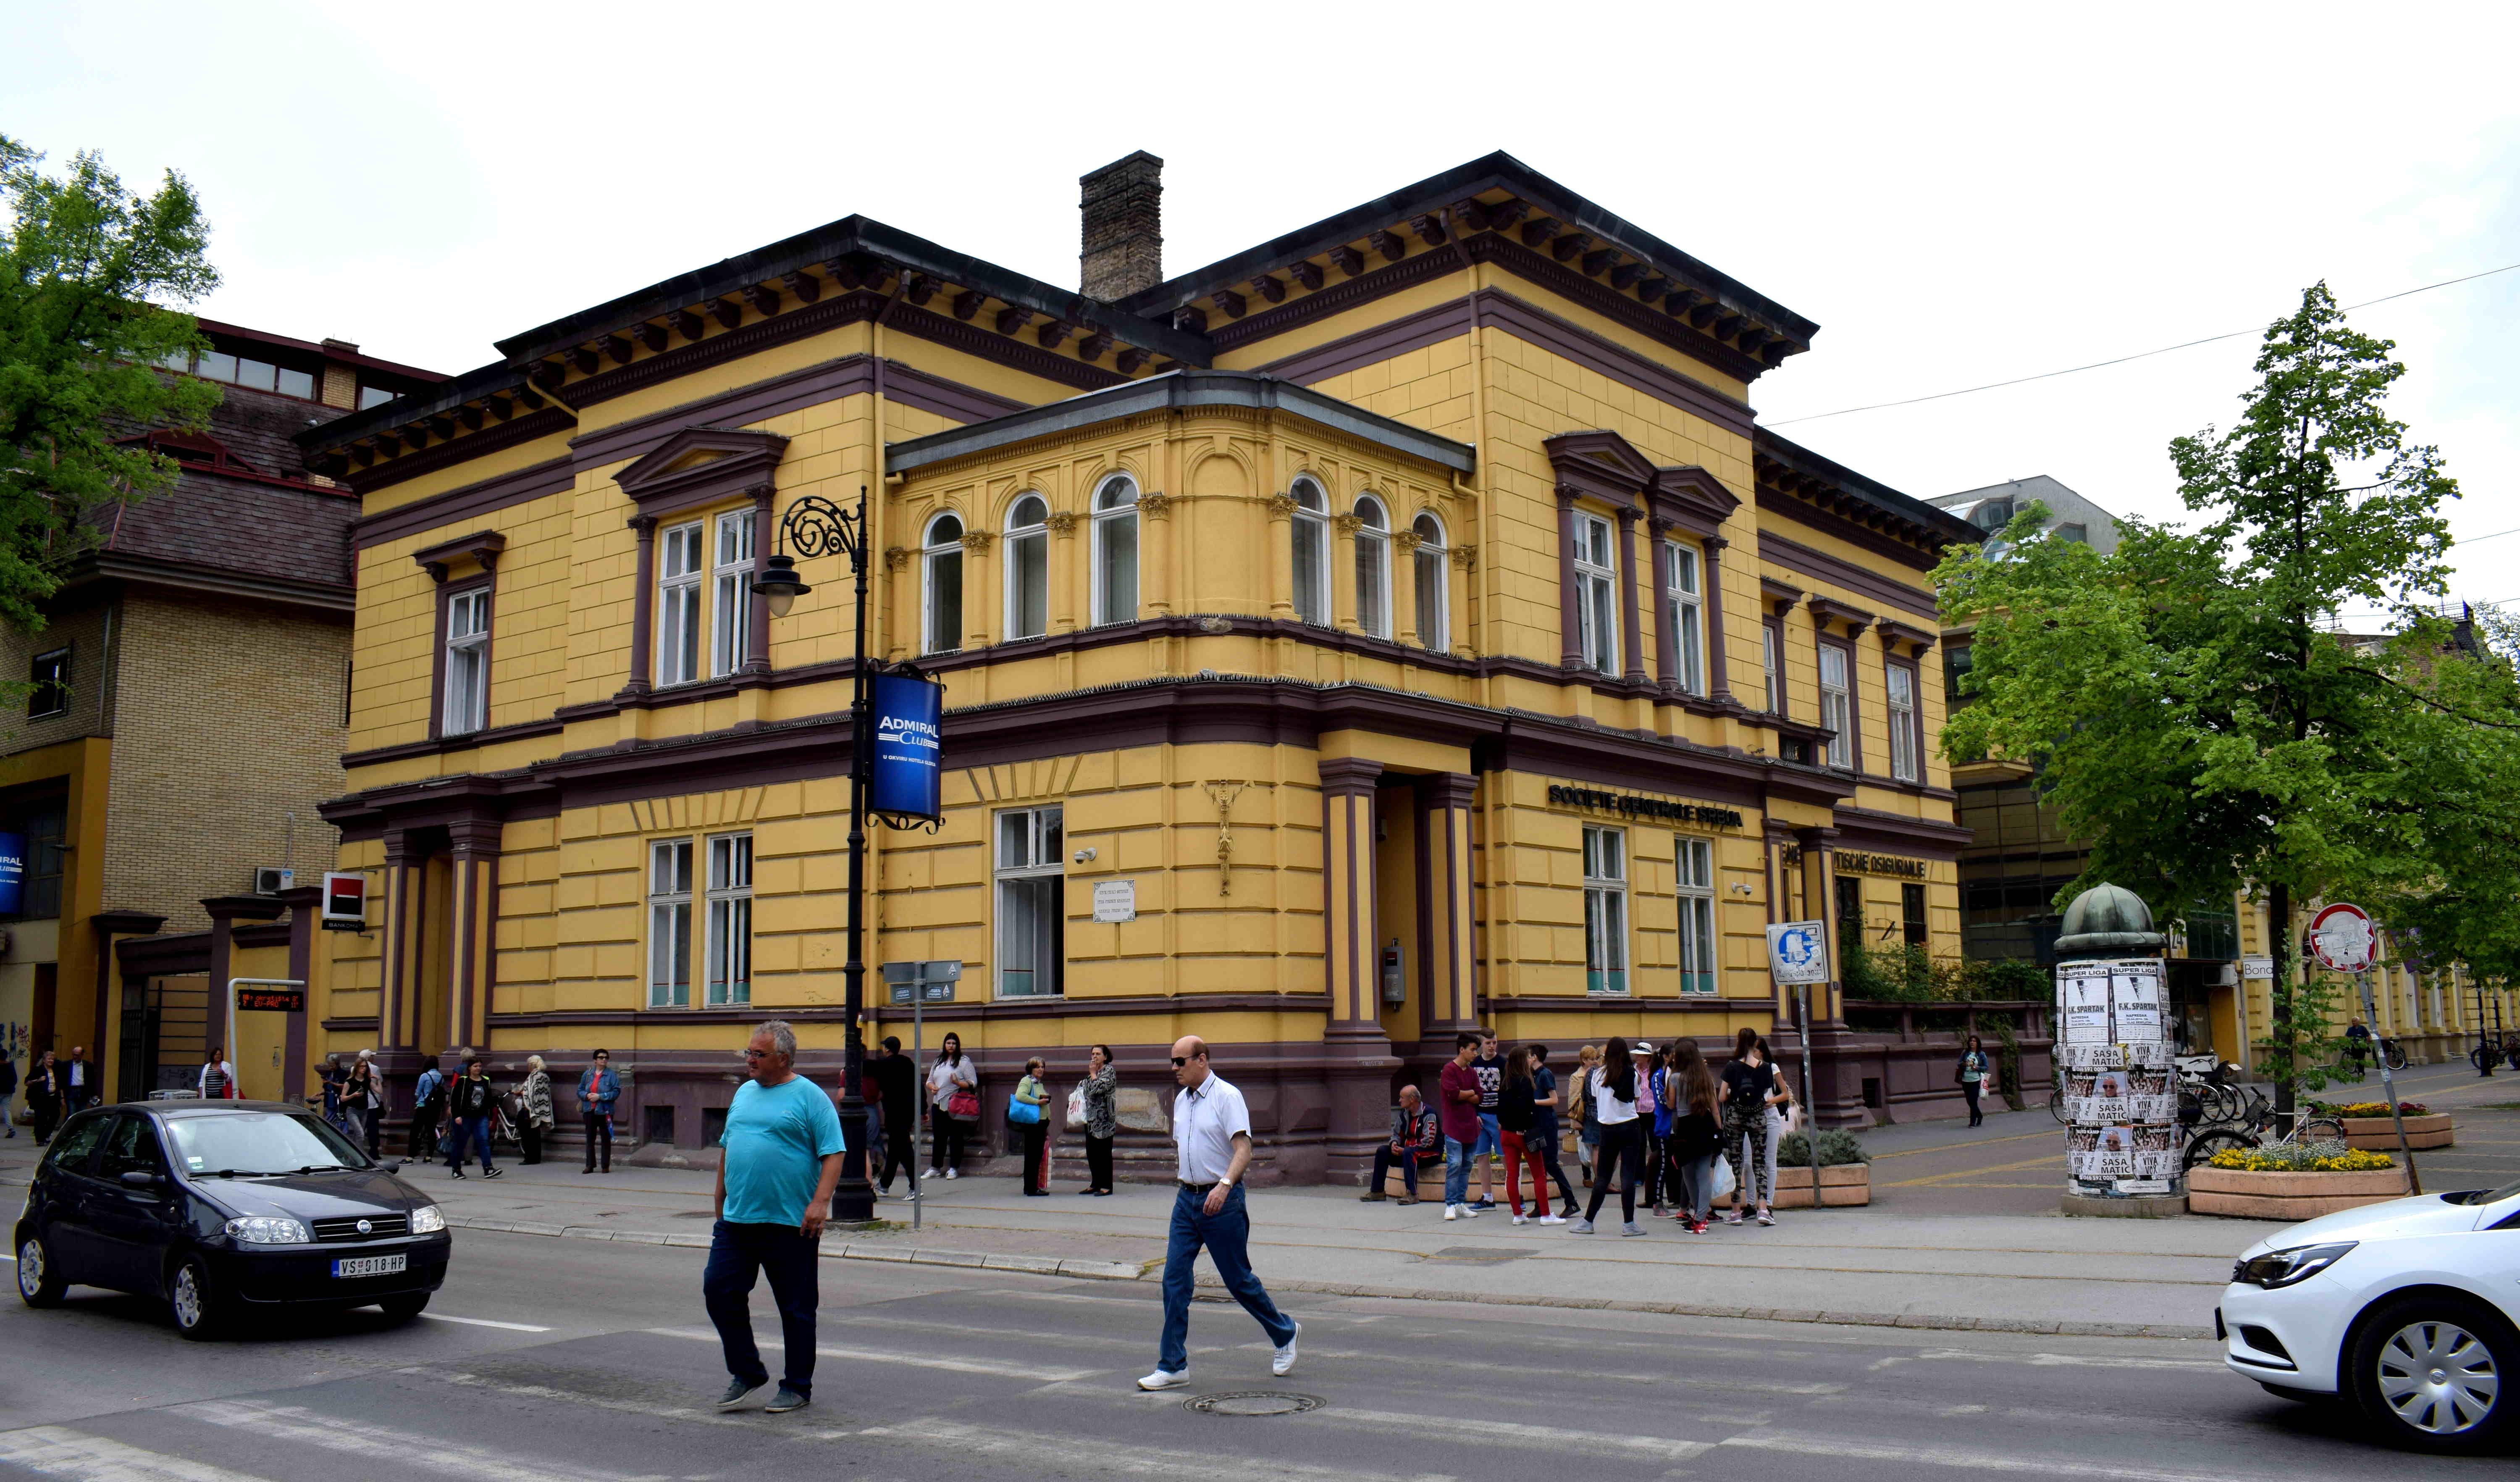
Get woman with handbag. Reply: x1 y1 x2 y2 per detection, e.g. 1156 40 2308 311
1956 1034 1991 1127
1572 1035 1646 1236
1719 1028 1776 1227
1011 1057 1051 1196
1075 1043 1118 1196
927 1033 978 1180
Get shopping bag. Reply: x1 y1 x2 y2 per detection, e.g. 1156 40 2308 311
1710 1155 1737 1203
1066 1084 1088 1130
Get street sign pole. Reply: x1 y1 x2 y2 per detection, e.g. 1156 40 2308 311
2352 968 2422 1196
884 959 962 1232
1766 922 1831 1206
1796 983 1819 1196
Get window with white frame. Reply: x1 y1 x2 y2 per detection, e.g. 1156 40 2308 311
1412 512 1447 651
647 838 693 1008
1091 476 1139 625
705 833 752 1006
1582 825 1628 995
1762 622 1782 714
995 807 1064 998
1676 834 1716 995
1352 494 1390 639
922 511 964 655
1005 494 1049 639
1885 661 1920 782
1818 642 1852 769
1291 478 1329 625
656 520 704 687
711 509 754 676
1573 511 1618 675
1664 541 1704 696
442 588 490 735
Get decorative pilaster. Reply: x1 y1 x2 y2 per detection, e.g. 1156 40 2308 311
1617 506 1647 685
1703 533 1735 704
1418 772 1480 1037
1556 490 1584 669
380 830 426 1050
1391 528 1421 646
620 515 658 698
1264 492 1297 619
1330 512 1363 633
743 487 773 676
446 820 502 1054
1319 757 1397 1183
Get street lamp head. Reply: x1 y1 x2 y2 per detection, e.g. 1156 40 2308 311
751 553 811 618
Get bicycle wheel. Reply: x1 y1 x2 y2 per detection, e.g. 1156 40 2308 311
2474 1045 2498 1075
2297 1116 2347 1144
2050 1085 2069 1124
2382 1041 2407 1071
2184 1130 2251 1172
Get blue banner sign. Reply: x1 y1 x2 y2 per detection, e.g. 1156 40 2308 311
0 832 23 916
870 674 943 822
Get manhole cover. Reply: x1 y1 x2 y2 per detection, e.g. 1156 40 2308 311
1185 1392 1323 1416
1425 1245 1536 1263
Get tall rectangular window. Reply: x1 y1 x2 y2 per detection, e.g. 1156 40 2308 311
995 806 1064 998
705 833 752 1006
1573 512 1618 675
1664 542 1704 696
442 590 489 735
1761 621 1782 714
1818 642 1852 770
1902 881 1927 946
657 521 704 687
1676 835 1716 995
648 838 693 1008
1886 661 1919 783
711 510 754 676
26 648 68 719
1835 875 1864 950
1582 825 1628 995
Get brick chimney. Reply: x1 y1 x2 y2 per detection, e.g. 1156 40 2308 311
1079 151 1163 301
318 338 362 410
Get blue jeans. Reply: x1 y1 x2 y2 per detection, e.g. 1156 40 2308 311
1444 1136 1475 1206
704 1220 819 1398
1472 1112 1501 1159
447 1115 493 1172
1158 1184 1294 1373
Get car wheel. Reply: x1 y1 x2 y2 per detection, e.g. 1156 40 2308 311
376 1293 429 1324
2350 1294 2513 1451
168 1256 226 1342
16 1234 65 1308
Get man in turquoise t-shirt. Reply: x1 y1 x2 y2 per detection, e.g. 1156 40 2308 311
704 1020 845 1416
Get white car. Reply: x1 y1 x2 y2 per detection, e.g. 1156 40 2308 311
2220 1175 2520 1451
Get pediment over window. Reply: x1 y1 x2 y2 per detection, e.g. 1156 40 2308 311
1648 464 1741 539
614 425 789 516
1543 430 1656 511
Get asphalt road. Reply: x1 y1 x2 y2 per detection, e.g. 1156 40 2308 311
0 1222 2509 1478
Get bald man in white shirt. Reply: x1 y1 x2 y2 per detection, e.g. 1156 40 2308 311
1137 1035 1299 1391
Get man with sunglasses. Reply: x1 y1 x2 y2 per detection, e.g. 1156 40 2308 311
579 1049 620 1175
1137 1036 1299 1391
707 1020 844 1416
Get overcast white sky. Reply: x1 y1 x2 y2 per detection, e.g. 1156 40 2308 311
10 1 2513 615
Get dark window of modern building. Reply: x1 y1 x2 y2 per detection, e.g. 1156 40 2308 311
3 796 69 920
1945 643 1972 702
1971 499 2013 531
181 349 315 400
358 386 395 410
1903 882 1928 946
2185 910 2239 960
27 649 68 718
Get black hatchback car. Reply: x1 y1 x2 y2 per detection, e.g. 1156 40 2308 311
14 1100 451 1339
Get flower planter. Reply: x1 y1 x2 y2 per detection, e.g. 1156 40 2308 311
1769 1162 1869 1209
2188 1165 2410 1220
2339 1114 2452 1151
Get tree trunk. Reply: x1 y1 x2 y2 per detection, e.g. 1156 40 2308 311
2269 880 2293 1127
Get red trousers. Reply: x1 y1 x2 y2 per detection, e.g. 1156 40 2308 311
1502 1131 1549 1216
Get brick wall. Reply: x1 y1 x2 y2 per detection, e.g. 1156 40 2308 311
100 593 351 930
0 602 118 755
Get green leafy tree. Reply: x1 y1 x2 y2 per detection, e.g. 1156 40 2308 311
1 135 220 636
1938 283 2465 1115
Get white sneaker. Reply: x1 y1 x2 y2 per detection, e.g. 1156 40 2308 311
1511 1213 1527 1226
1569 1217 1594 1233
1622 1220 1646 1236
1459 1203 1480 1218
944 1168 958 1180
1443 1203 1459 1220
1538 1214 1567 1225
1137 1368 1189 1391
1271 1321 1301 1376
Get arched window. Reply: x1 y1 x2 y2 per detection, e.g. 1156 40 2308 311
1004 494 1049 640
1290 477 1329 625
1090 474 1139 626
921 511 963 655
1352 494 1389 639
1412 512 1448 651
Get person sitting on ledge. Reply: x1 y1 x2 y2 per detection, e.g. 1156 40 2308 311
1361 1085 1441 1204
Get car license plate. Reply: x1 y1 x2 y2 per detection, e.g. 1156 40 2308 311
331 1253 407 1278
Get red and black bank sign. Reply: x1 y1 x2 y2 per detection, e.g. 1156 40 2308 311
321 872 367 930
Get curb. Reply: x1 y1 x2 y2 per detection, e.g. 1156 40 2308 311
444 1215 2208 1340
442 1214 1152 1282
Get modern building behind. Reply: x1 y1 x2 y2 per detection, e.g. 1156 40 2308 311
0 322 443 1103
298 150 1985 1177
1930 475 2121 556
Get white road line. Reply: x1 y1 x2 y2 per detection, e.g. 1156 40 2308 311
0 1428 281 1482
170 1400 623 1482
1718 1433 2229 1482
645 1326 1102 1382
419 1312 552 1332
1236 1340 1841 1395
1908 1347 2227 1372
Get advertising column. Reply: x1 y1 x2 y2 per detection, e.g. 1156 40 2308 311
2059 959 2181 1203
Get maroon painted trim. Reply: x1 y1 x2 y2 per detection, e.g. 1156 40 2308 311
1701 534 1734 705
622 516 658 697
284 897 312 1102
614 427 788 516
346 408 576 497
1556 492 1585 670
1827 805 1970 858
1615 508 1646 685
1255 297 1475 386
115 932 207 980
743 485 774 675
568 354 1019 472
1411 783 1435 1031
1755 485 1944 575
342 716 564 768
487 991 1334 1030
354 455 575 550
1758 531 1937 619
410 529 507 575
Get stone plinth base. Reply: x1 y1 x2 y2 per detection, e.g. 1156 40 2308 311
1772 1163 1870 1208
2061 1192 2187 1218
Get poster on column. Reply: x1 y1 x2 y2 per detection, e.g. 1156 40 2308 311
2059 956 2181 1196
2059 964 2113 1043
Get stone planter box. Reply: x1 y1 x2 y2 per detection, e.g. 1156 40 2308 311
1770 1162 1869 1209
2189 1165 2410 1220
2340 1114 2452 1151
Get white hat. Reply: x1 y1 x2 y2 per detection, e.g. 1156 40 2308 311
1632 1042 1656 1055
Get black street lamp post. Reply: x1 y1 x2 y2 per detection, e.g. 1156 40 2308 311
752 486 877 1223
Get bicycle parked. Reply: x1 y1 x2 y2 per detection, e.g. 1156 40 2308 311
2180 1085 2348 1172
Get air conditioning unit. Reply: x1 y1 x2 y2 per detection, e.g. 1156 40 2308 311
252 867 294 896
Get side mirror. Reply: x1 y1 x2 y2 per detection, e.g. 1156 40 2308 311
118 1170 162 1190
377 1158 404 1174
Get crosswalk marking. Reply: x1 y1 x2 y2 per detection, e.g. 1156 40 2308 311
0 1428 278 1482
644 1325 1102 1382
170 1400 625 1482
437 1372 853 1440
852 1416 1432 1482
419 1312 552 1332
1719 1432 2232 1482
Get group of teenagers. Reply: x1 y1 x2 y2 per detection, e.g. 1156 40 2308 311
1371 1027 1796 1235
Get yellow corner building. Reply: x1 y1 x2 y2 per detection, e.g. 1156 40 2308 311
299 152 1980 1180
